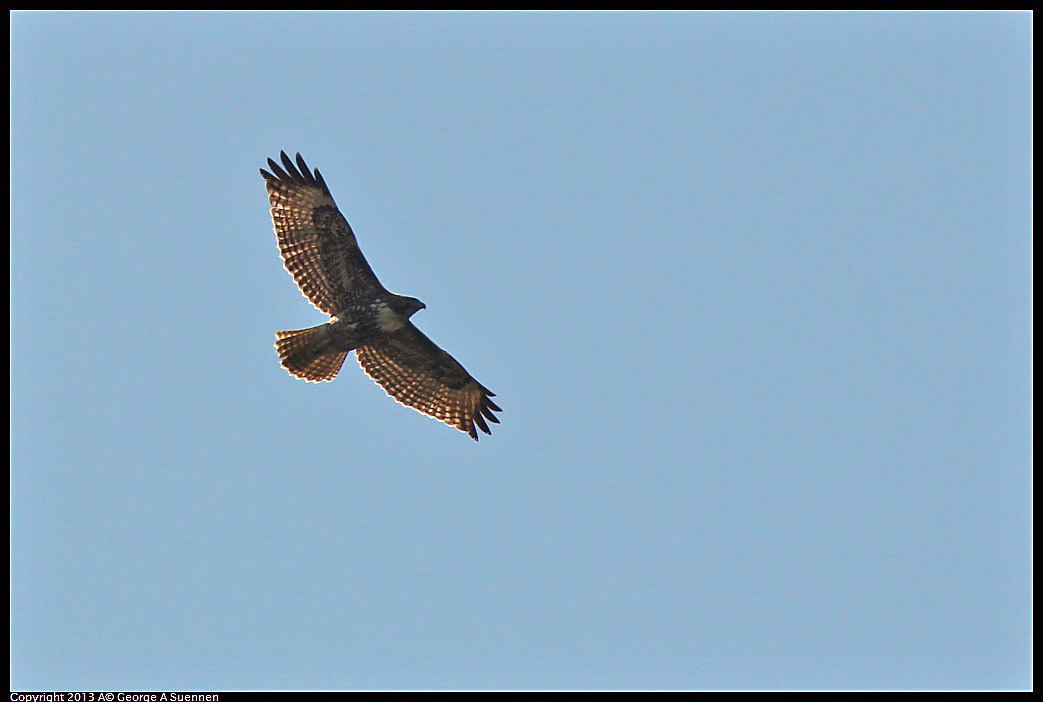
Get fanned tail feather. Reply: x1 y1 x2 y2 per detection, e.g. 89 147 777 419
275 325 347 382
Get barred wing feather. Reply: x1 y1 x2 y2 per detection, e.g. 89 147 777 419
356 323 501 440
260 151 385 314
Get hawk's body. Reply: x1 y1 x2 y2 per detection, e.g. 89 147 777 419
261 151 501 440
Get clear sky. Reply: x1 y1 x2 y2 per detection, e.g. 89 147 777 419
10 11 1032 692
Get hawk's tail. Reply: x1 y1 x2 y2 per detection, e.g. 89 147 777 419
275 324 348 383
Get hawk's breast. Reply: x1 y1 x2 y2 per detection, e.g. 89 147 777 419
374 302 407 333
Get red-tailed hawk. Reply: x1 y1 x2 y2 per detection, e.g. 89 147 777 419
261 151 501 440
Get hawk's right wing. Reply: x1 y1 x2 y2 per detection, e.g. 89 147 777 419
261 151 386 315
356 323 502 441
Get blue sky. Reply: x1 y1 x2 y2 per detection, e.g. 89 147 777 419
10 11 1031 691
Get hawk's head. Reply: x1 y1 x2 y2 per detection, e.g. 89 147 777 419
391 295 426 318
376 295 426 333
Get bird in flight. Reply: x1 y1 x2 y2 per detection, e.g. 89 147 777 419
261 151 501 440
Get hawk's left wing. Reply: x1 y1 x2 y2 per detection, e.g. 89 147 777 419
356 323 501 441
261 151 386 315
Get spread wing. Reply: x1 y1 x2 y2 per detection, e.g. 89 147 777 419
261 151 385 315
356 323 502 441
